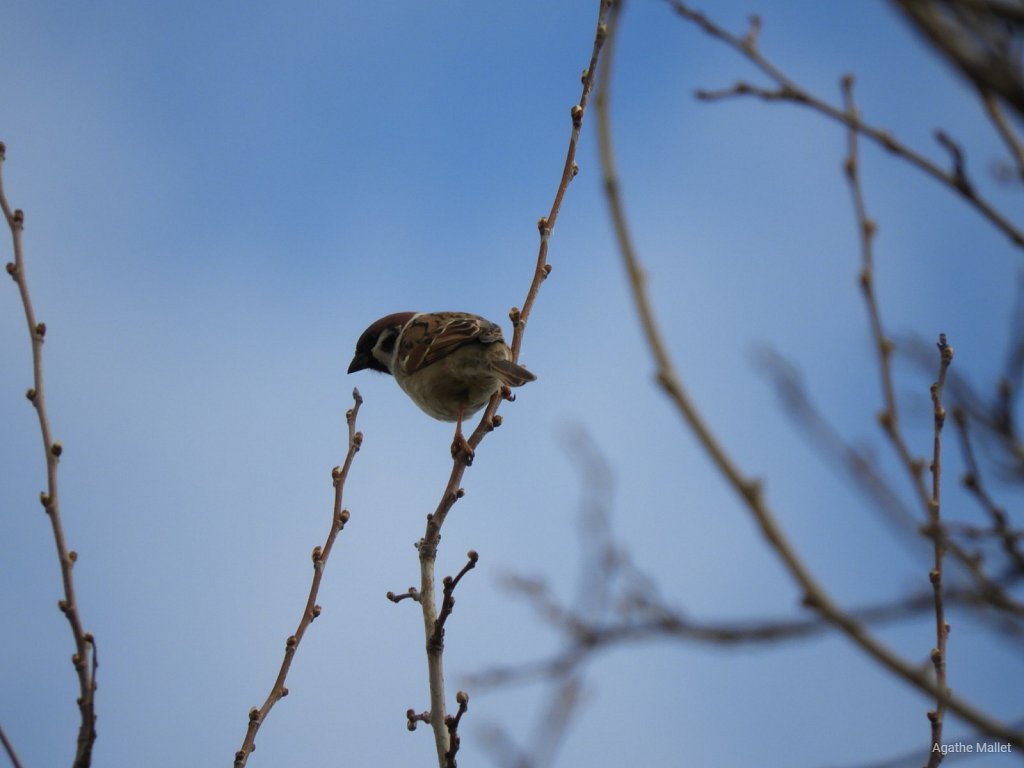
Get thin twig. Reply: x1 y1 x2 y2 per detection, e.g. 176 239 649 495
403 3 613 764
595 4 1023 748
474 562 1022 690
901 327 1024 504
761 347 1024 642
432 550 479 647
839 76 932 512
842 79 1024 619
507 0 610 365
443 691 469 768
984 90 1024 182
758 347 921 538
0 723 25 768
955 408 1024 573
892 0 1024 123
1 141 98 767
233 389 363 767
667 0 1024 250
479 675 583 768
926 335 954 766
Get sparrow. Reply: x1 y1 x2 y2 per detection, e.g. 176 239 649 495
348 311 536 461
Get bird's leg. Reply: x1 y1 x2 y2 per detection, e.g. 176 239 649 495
451 404 475 465
500 385 515 402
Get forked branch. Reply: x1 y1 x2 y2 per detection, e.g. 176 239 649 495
400 3 614 765
595 2 1022 748
667 0 1024 250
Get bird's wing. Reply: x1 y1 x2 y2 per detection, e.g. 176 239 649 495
399 312 504 374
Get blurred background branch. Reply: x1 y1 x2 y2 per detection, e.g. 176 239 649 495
893 0 1024 120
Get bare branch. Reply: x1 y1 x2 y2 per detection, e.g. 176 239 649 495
479 676 584 768
387 587 422 604
843 79 1024 624
432 550 479 648
893 0 1024 120
982 90 1024 181
0 723 25 768
926 335 954 766
596 4 1024 747
839 75 933 515
443 690 469 768
901 326 1024 482
474 559 1022 691
1 141 98 767
667 0 1024 249
955 408 1024 573
757 347 922 541
233 389 363 767
400 3 614 764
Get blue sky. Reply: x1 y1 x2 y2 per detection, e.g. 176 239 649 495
2 1 1022 766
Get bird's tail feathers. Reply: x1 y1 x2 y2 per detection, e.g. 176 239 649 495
492 359 537 387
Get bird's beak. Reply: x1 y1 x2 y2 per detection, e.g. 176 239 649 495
347 352 371 374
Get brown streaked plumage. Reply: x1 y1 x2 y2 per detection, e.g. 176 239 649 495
348 311 536 460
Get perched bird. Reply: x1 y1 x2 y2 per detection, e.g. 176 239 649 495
348 311 536 460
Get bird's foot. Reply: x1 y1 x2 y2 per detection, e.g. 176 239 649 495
451 431 475 465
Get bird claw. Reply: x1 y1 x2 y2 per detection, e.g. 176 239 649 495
451 432 475 465
501 385 516 402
